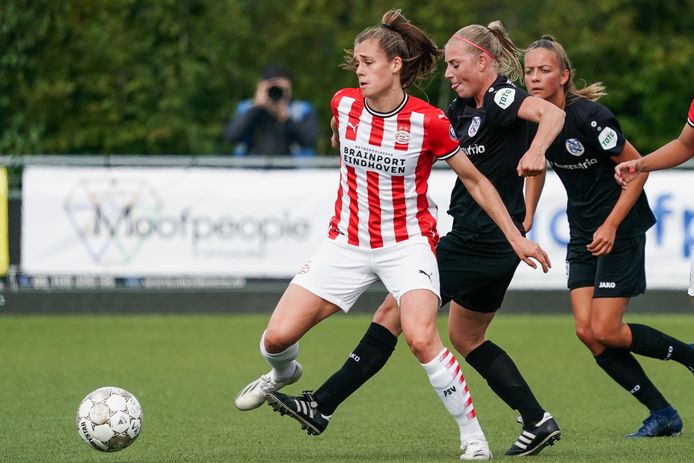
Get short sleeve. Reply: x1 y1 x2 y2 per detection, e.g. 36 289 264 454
428 110 460 160
484 84 529 128
687 99 694 128
331 88 352 119
580 103 626 156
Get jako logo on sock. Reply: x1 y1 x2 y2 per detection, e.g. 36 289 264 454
663 346 673 361
630 384 641 394
349 352 360 362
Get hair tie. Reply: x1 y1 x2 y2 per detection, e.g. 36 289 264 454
381 23 395 31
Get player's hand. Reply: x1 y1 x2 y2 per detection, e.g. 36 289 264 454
517 147 546 177
509 236 551 273
587 222 616 256
614 159 640 189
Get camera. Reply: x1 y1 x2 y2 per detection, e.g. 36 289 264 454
267 85 285 102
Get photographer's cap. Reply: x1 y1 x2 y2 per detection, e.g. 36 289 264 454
262 63 292 81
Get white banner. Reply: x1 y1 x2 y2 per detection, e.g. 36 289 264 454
21 166 693 289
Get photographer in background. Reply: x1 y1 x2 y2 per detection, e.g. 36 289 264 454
224 64 318 156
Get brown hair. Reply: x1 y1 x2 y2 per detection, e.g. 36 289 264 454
526 35 607 102
450 21 523 83
343 9 440 89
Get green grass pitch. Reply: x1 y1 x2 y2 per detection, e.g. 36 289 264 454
1 313 693 462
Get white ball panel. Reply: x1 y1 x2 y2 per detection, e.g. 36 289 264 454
91 423 115 443
89 403 110 425
105 394 127 412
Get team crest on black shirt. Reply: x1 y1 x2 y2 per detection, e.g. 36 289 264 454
468 116 481 137
565 138 585 156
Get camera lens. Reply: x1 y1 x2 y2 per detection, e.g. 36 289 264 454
267 86 284 101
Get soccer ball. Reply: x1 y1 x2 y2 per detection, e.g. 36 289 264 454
76 386 143 452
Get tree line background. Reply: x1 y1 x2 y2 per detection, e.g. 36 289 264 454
2 0 692 156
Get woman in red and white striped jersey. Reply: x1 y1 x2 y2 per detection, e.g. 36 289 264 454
235 9 550 461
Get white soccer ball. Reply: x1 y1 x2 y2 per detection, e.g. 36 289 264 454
76 386 143 452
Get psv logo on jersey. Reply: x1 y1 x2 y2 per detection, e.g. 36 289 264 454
395 130 410 144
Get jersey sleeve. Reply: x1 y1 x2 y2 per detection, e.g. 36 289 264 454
331 89 348 119
428 110 461 160
484 83 529 128
579 103 626 157
687 99 694 128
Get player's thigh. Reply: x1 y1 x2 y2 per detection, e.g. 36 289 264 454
448 302 495 351
266 283 342 349
375 238 440 306
291 239 379 312
593 235 646 298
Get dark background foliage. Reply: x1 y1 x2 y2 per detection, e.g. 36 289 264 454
2 0 692 155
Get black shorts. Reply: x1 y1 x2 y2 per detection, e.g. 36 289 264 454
566 234 646 298
437 231 520 313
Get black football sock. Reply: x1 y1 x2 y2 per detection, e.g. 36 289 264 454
314 322 397 415
595 348 669 411
628 323 694 371
465 340 545 425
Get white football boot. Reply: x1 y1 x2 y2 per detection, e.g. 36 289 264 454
234 362 303 411
460 439 492 461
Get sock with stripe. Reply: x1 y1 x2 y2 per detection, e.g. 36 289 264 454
628 323 694 372
595 348 670 411
465 340 545 425
259 330 299 381
314 322 397 414
422 348 486 443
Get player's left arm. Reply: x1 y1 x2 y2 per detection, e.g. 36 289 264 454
589 140 648 256
446 152 551 272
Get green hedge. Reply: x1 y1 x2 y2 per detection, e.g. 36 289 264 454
2 0 691 155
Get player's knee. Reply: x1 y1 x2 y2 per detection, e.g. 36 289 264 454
262 329 294 353
591 325 621 347
574 325 595 346
404 333 437 362
448 330 481 356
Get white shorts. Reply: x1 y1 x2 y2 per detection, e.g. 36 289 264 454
291 237 440 312
689 247 694 297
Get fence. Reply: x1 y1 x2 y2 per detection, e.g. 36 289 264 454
1 155 692 314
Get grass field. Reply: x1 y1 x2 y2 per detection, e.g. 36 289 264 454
1 313 693 462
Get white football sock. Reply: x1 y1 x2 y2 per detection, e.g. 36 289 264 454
421 347 486 443
259 330 299 381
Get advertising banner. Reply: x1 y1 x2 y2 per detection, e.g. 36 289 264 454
21 166 693 289
0 167 8 275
